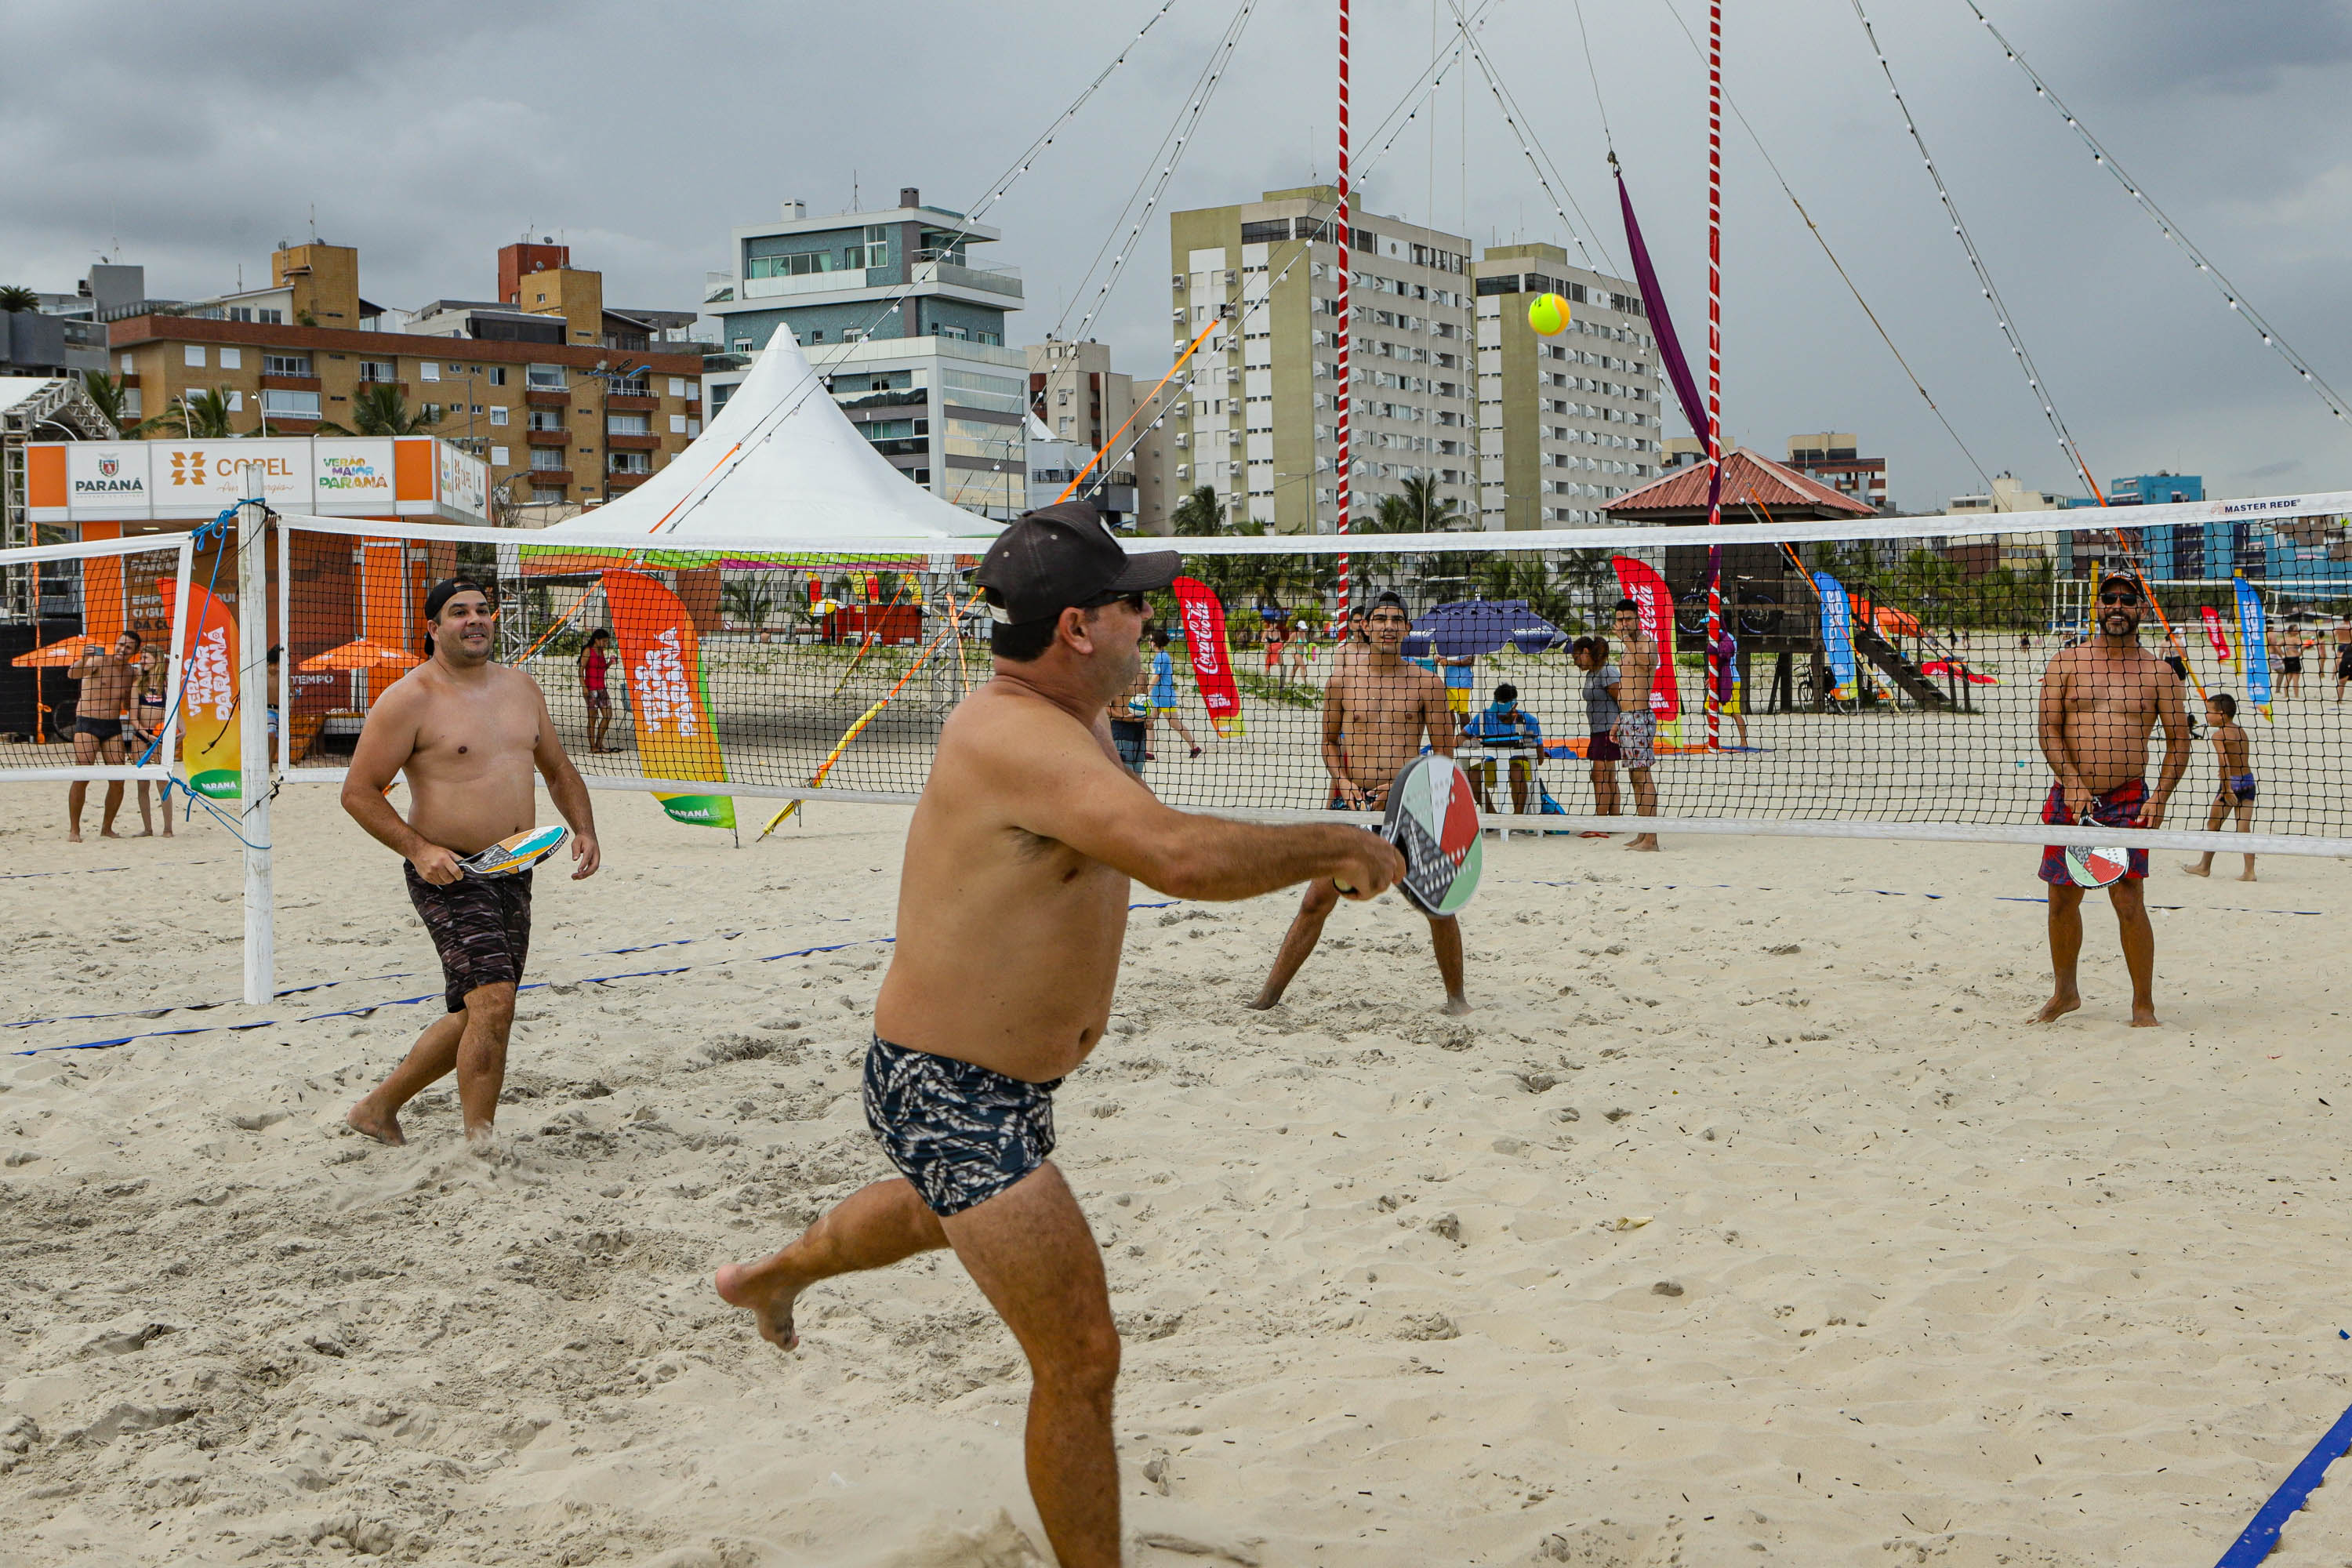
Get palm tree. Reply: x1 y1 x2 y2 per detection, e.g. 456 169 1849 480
0 285 39 313
721 576 779 639
318 382 437 436
1170 485 1225 536
80 371 129 434
151 387 238 438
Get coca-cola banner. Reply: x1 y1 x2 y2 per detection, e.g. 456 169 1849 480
1609 555 1682 720
2199 603 2231 660
1171 575 1246 739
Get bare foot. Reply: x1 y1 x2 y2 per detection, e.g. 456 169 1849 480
2238 869 2257 882
67 830 82 844
136 828 154 838
2031 989 2082 1024
1244 990 1282 1012
1625 835 1661 852
2130 1002 2161 1028
345 1100 405 1146
465 1125 499 1159
2180 862 2210 877
1440 994 1473 1016
715 1262 805 1350
99 828 121 839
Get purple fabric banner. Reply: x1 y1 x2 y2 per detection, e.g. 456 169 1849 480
1616 164 1722 607
1617 169 1708 448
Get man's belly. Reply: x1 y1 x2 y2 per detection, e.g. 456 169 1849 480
404 774 537 856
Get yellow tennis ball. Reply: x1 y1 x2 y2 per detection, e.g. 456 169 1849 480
1527 292 1570 336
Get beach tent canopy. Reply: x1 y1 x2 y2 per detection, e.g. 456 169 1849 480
538 327 1005 545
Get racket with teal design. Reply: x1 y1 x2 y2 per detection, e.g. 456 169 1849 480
459 825 568 879
1335 753 1483 916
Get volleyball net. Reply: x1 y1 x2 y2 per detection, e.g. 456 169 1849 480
0 531 194 782
8 501 2352 858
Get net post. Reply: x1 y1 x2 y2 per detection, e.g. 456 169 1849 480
237 479 274 1006
1334 0 1352 639
1701 0 1725 753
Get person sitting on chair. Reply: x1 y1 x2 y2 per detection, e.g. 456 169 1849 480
1461 682 1542 816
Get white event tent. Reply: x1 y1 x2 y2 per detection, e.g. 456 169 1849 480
537 326 1004 546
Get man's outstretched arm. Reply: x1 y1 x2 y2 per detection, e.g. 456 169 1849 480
997 705 1399 902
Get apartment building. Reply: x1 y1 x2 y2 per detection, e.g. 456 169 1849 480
1785 432 1890 513
1167 187 1477 535
1024 338 1173 531
702 188 1030 521
1469 244 1664 530
103 241 706 517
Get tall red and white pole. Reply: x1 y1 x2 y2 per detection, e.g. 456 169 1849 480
1702 0 1724 752
1334 0 1352 639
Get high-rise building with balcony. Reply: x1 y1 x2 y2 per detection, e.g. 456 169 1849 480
703 188 1030 521
1167 187 1477 535
1468 244 1664 529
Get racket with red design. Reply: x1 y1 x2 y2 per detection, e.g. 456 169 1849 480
1334 753 1483 915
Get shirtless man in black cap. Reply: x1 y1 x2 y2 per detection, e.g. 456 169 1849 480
715 503 1402 1568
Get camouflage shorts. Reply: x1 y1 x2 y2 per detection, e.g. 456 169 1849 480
862 1036 1061 1217
405 865 532 1013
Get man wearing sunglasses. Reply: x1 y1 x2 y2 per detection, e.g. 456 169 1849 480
2032 571 2192 1026
715 502 1401 1568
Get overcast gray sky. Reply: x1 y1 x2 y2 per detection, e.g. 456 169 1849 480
5 0 2348 509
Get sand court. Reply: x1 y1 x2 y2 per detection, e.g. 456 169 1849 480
0 784 2346 1566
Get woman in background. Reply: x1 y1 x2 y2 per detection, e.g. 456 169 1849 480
126 648 174 837
579 627 617 753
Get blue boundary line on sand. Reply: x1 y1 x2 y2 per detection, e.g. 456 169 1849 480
0 923 856 1032
1506 878 2321 916
2216 1399 2352 1566
11 902 1179 1059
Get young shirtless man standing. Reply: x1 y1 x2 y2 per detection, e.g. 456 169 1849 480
713 504 1400 1568
65 630 142 841
342 579 601 1149
1248 589 1471 1014
1610 598 1662 851
2033 572 2191 1027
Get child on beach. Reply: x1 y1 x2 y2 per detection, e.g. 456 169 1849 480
2182 691 2257 882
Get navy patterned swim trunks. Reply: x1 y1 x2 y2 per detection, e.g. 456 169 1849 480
862 1036 1062 1218
405 864 533 1012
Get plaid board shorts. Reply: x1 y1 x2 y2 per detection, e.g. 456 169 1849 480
863 1036 1062 1218
405 864 533 1011
2038 778 2149 886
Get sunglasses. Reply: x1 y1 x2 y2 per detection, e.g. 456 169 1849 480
1081 590 1147 613
2098 592 2141 606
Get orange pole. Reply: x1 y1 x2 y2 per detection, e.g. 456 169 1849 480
1055 314 1225 506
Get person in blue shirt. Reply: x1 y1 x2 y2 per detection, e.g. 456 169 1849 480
1145 627 1203 760
1461 682 1542 815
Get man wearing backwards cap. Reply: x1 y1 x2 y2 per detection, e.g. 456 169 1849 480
717 502 1401 1567
2032 569 2190 1027
342 578 601 1151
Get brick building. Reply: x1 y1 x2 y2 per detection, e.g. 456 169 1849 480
105 241 706 520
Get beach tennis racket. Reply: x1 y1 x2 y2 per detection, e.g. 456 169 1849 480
459 825 568 879
1334 753 1483 916
2062 808 2131 889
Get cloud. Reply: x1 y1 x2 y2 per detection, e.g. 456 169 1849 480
4 0 2347 506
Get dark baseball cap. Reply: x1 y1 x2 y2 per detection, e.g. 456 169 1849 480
974 501 1180 625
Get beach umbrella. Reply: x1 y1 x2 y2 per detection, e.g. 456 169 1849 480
299 638 423 673
1404 599 1566 659
9 634 107 669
